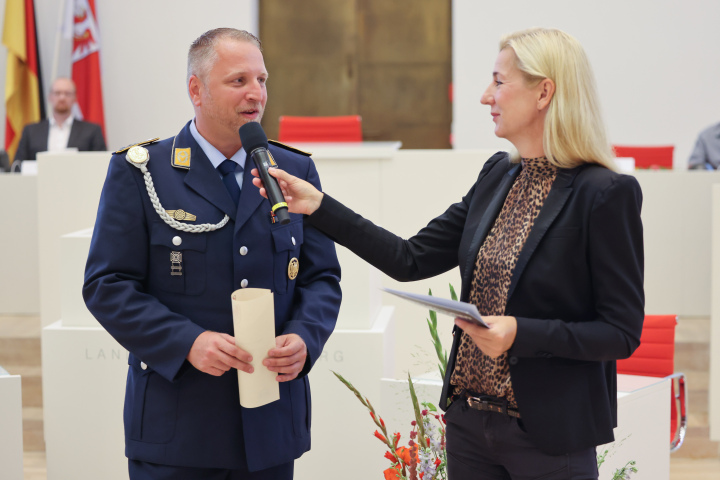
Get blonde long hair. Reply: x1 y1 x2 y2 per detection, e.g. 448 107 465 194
500 28 616 170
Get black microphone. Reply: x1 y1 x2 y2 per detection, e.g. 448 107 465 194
239 122 291 225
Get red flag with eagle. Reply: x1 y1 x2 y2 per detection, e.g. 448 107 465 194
65 0 105 137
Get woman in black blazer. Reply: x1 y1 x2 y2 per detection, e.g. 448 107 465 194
255 28 643 480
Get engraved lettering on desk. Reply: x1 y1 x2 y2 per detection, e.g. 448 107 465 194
171 251 183 276
318 350 344 363
85 348 130 361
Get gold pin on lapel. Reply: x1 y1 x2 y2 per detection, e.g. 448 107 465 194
173 147 191 169
288 257 299 280
165 209 197 222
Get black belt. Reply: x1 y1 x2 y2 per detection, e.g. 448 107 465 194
462 392 521 418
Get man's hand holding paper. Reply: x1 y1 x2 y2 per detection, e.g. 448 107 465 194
187 331 254 376
264 333 307 382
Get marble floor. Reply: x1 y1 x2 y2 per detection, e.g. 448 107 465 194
3 315 719 479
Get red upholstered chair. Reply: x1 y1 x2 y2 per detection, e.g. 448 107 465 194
616 315 687 452
278 115 363 143
612 145 674 170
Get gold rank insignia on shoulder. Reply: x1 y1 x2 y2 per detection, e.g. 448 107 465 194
114 138 160 154
288 257 299 280
165 209 197 222
268 139 312 157
172 147 191 169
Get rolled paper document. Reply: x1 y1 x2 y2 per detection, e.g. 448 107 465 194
231 288 280 408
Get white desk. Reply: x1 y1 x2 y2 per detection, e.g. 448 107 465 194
0 366 24 480
287 141 402 160
0 173 39 314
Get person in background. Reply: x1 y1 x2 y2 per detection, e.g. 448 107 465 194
13 77 106 162
254 27 644 480
83 28 341 479
688 121 720 170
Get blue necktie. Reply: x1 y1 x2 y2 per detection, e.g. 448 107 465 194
218 159 242 206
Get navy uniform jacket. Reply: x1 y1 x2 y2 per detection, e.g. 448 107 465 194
14 118 106 161
83 121 341 471
307 152 644 455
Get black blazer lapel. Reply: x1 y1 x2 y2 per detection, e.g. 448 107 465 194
459 163 521 301
37 120 50 152
506 167 578 302
440 161 520 408
67 120 82 149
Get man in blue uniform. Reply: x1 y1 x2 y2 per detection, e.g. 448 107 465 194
83 28 341 479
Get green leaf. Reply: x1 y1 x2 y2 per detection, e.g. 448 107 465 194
407 373 426 446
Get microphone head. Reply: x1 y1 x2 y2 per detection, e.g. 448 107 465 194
239 122 269 154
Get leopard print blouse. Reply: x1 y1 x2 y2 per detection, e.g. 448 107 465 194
450 156 558 408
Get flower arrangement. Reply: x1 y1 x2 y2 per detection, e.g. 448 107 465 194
334 285 637 479
333 371 446 480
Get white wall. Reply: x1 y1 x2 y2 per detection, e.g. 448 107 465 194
0 0 258 151
4 1 717 167
452 0 720 169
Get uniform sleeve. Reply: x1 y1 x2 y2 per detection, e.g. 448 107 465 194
83 156 205 382
510 174 644 361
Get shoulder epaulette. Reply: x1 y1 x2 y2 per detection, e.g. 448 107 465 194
268 139 312 157
114 137 161 154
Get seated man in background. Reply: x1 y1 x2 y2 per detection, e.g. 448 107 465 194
13 77 106 162
688 121 720 170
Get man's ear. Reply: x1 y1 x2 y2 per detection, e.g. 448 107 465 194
537 78 555 111
188 75 203 107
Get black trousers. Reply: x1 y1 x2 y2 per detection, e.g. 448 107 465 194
444 400 598 480
128 459 294 480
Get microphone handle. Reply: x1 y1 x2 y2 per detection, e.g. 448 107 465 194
251 148 291 225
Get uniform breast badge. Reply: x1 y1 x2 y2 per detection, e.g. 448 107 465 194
165 209 197 222
123 139 230 233
170 251 183 276
288 257 299 280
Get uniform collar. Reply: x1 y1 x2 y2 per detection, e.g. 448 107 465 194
189 118 247 169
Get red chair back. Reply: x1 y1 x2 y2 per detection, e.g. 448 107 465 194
278 115 362 143
616 314 678 443
612 145 674 170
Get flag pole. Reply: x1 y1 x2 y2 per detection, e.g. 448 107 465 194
50 0 69 102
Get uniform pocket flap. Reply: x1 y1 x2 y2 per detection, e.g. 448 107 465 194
271 220 304 252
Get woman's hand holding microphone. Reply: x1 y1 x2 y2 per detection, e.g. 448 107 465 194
251 167 323 216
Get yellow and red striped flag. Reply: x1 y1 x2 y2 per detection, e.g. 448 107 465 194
3 0 45 163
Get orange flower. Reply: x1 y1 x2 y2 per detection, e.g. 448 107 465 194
397 446 411 465
374 430 388 443
384 465 402 480
385 451 397 462
395 445 420 466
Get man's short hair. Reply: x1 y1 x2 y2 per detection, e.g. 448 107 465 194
187 28 262 85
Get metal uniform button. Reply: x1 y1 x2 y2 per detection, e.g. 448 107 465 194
291 236 296 246
241 279 249 288
239 246 248 256
140 362 148 370
172 236 182 246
